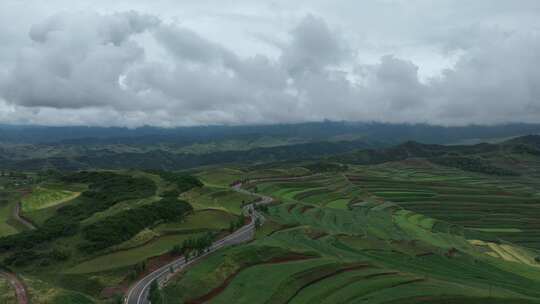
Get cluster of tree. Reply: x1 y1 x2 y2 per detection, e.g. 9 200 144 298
80 198 193 252
57 172 156 222
169 232 216 259
4 248 70 267
429 156 519 176
0 172 156 253
254 204 269 213
127 260 147 280
228 214 247 233
161 189 182 198
147 170 203 192
148 281 164 304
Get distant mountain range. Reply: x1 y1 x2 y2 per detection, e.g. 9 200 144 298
1 122 539 145
330 134 540 176
1 122 539 172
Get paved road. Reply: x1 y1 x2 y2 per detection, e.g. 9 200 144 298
0 271 29 304
125 183 272 304
13 202 35 230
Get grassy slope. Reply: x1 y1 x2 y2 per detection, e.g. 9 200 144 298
21 187 80 212
180 185 255 215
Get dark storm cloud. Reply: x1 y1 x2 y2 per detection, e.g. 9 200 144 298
0 1 539 126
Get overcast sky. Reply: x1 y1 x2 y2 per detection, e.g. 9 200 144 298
0 0 539 127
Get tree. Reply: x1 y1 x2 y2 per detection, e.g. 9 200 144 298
114 294 123 304
148 280 163 304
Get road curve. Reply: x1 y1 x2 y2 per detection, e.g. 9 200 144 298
0 271 29 304
125 183 272 304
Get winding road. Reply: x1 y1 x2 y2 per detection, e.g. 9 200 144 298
125 182 272 304
0 271 29 304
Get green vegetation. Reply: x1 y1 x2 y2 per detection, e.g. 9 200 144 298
21 187 80 212
66 233 204 274
147 170 203 192
163 244 317 302
430 156 519 176
180 185 256 214
171 232 217 258
0 193 20 237
0 172 157 253
0 173 35 237
162 139 540 304
80 197 192 252
2 135 540 303
0 276 17 304
148 281 163 304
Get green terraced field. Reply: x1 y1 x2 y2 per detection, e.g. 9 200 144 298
163 157 540 304
344 165 540 250
163 195 540 304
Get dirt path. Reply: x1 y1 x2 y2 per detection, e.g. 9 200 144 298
0 271 29 304
13 202 35 230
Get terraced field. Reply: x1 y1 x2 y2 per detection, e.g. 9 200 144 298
163 195 540 303
3 139 540 304
346 163 540 250
160 158 540 304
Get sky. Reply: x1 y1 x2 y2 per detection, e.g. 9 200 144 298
0 0 539 127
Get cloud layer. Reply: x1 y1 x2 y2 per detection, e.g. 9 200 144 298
0 1 539 127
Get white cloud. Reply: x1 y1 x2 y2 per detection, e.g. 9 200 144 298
0 1 539 127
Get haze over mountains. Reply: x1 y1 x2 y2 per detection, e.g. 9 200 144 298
1 122 539 171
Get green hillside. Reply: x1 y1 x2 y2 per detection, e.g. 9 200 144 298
1 136 540 303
